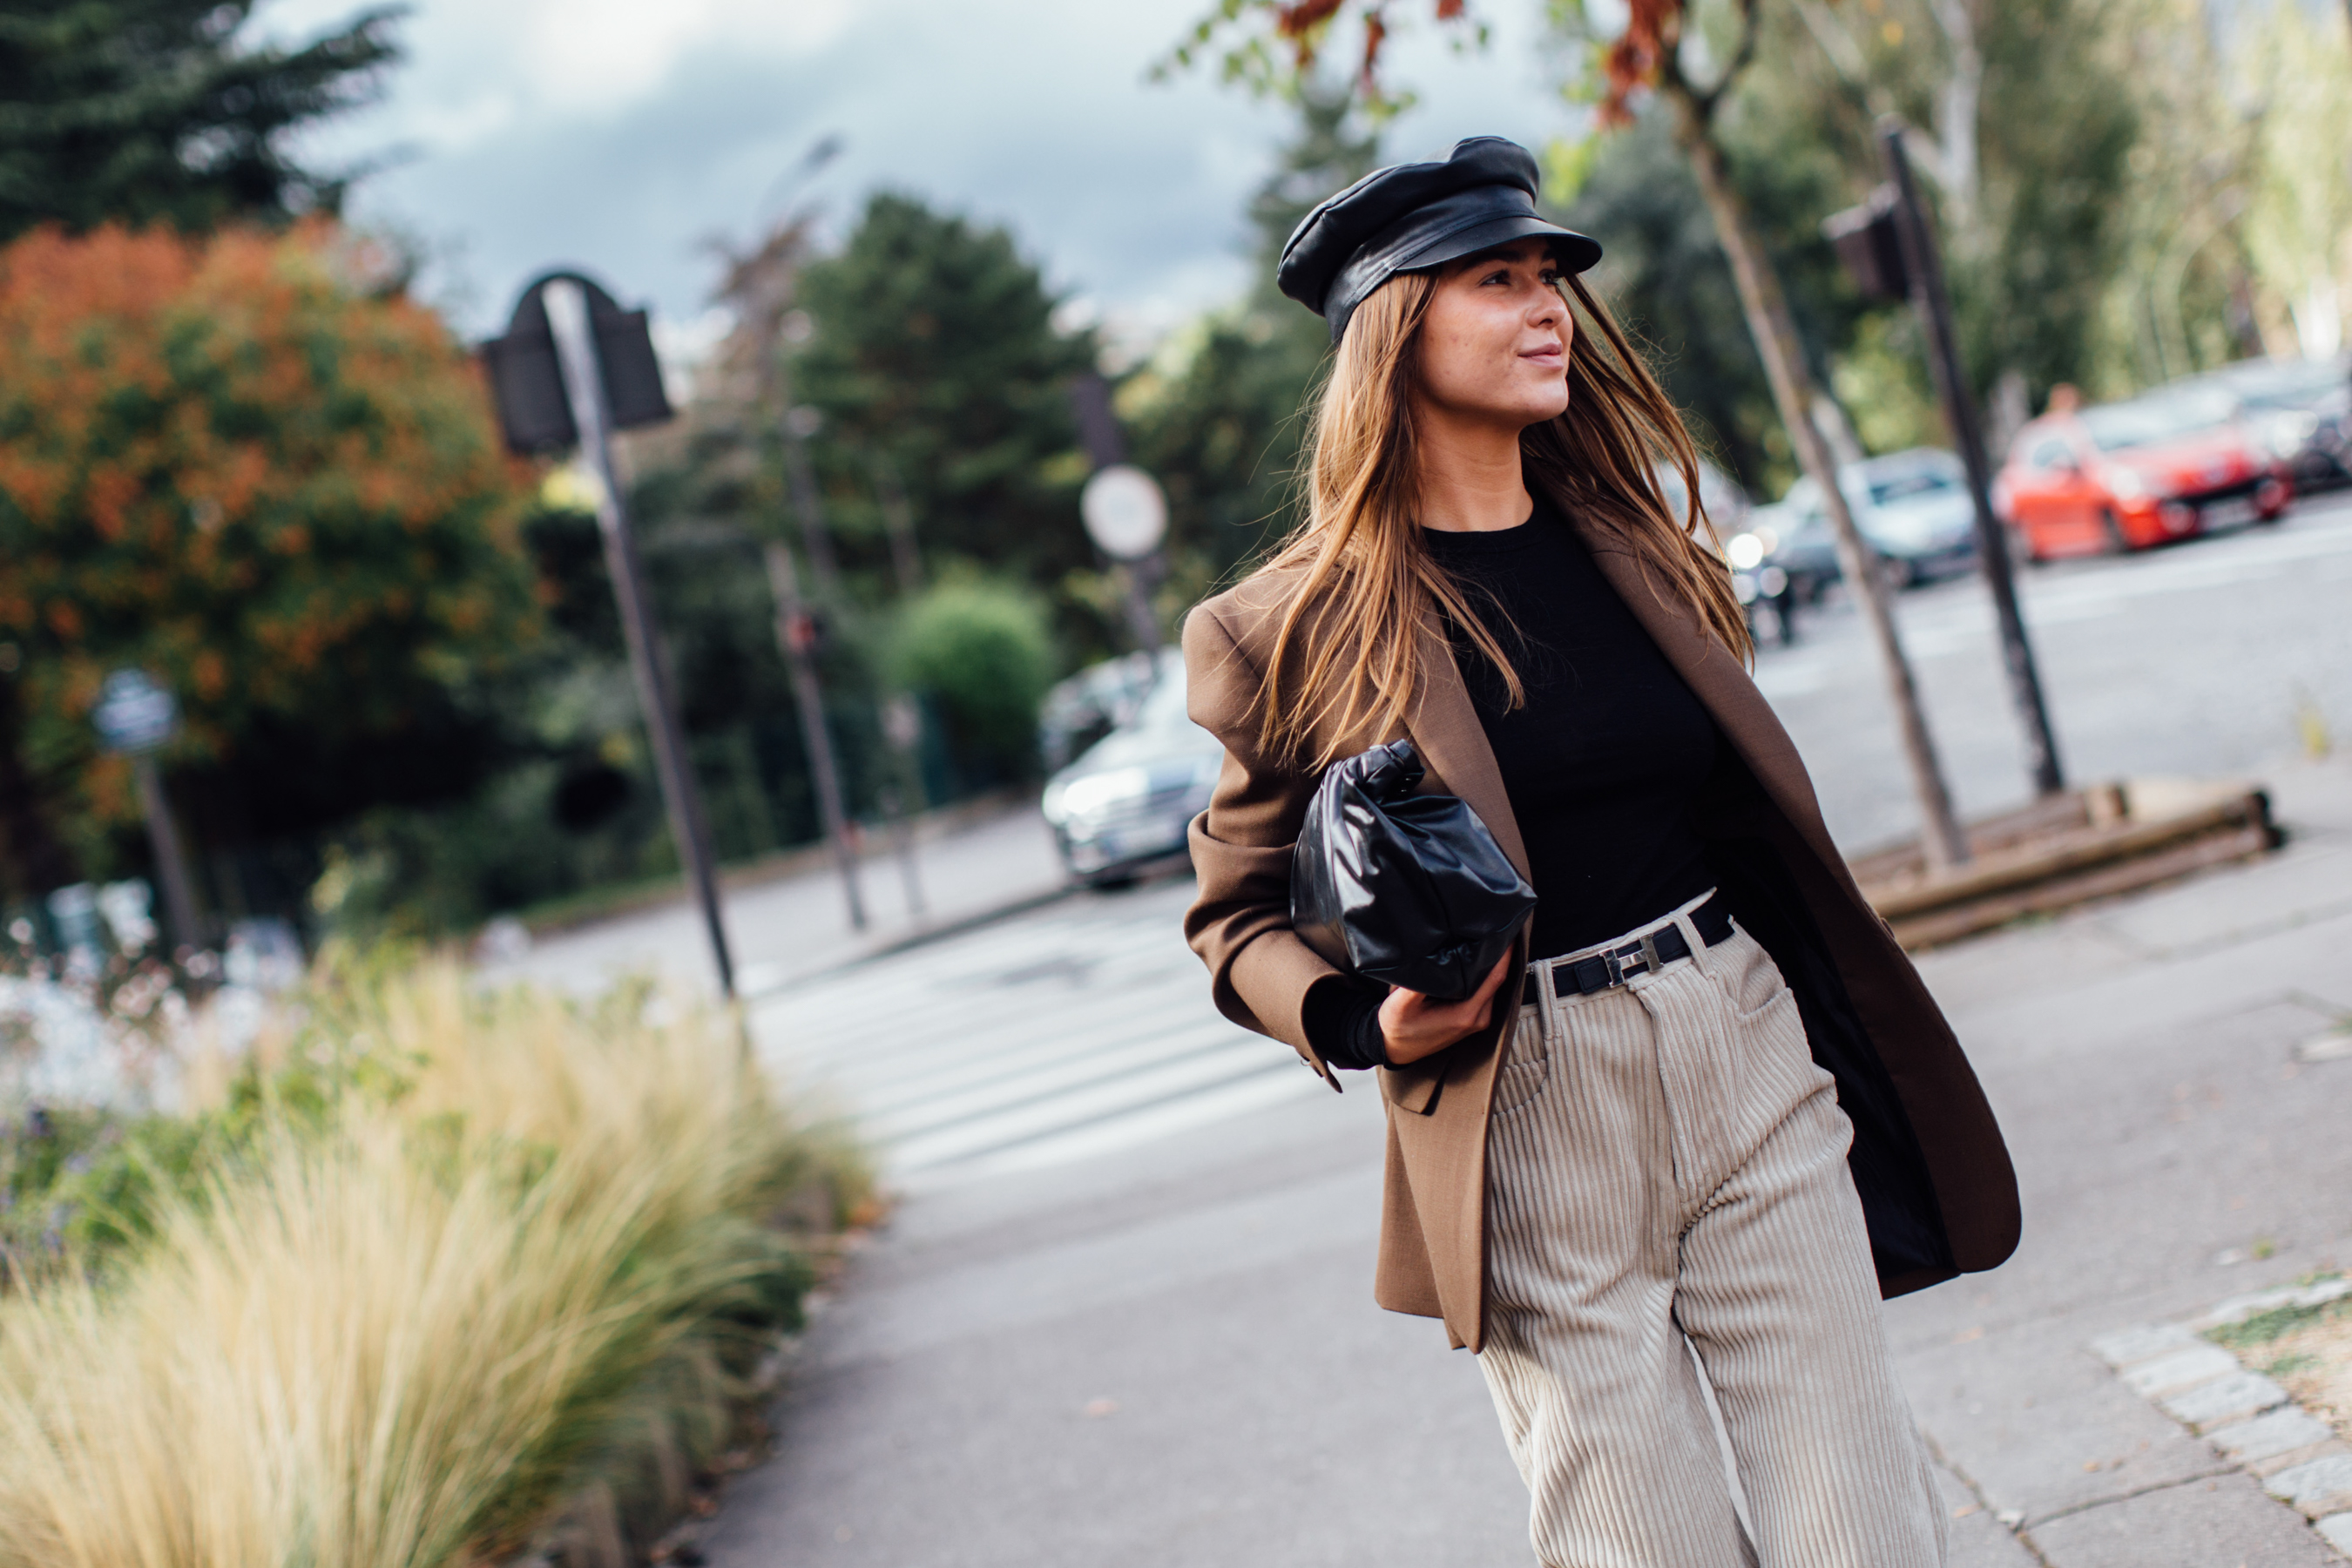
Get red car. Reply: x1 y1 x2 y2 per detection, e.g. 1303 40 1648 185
1997 387 2293 559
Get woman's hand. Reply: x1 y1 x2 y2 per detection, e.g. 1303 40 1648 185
1377 953 1514 1066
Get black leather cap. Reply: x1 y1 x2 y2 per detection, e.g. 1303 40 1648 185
1277 137 1601 345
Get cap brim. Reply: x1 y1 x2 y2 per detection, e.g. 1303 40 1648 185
1397 213 1603 277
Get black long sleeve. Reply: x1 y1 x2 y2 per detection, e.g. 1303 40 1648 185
1303 974 1389 1071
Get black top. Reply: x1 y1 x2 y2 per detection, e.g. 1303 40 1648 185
1303 498 1719 1069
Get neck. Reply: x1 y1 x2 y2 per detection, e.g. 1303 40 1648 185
1412 402 1532 533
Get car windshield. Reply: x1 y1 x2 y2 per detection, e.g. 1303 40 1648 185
1866 465 1959 506
1132 663 1193 732
2230 362 2350 409
2080 390 2236 450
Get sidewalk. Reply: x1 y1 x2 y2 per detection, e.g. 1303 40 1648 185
1882 753 2352 1564
474 801 1069 999
693 754 2352 1568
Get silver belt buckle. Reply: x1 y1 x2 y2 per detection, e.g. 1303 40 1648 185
1612 932 1662 983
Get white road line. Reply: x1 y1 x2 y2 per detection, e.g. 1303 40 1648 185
747 885 1294 1180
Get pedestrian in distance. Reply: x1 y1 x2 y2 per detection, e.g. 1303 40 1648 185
1180 137 2020 1568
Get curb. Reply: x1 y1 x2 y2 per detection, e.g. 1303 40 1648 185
737 881 1085 1000
2092 1275 2352 1557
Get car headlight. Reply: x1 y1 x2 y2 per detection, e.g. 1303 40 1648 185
2102 465 2158 502
1053 766 1152 822
2261 411 2319 459
1726 532 1767 570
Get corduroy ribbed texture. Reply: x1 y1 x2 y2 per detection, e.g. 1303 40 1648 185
1477 900 1945 1568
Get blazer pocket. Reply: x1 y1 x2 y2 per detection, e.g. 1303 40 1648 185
1380 1058 1445 1115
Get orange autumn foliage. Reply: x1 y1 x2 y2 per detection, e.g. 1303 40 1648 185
0 221 539 838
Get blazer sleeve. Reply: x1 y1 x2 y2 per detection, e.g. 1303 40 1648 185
1179 603 1345 1090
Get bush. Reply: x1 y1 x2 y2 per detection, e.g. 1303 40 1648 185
0 955 871 1567
888 577 1057 787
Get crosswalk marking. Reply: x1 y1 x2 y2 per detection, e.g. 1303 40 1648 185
747 880 1322 1183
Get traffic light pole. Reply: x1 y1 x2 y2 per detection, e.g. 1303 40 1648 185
1879 120 2066 798
544 280 737 997
132 752 199 952
763 540 866 931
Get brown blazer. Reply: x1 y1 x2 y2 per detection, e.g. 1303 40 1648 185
1181 496 2020 1353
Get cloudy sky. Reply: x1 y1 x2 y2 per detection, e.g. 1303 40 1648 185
254 0 1578 353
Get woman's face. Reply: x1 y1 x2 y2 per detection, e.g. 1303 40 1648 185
1412 240 1573 431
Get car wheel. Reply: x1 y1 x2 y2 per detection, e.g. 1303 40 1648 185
2098 507 2131 554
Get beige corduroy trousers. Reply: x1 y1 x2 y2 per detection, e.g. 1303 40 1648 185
1477 894 1945 1568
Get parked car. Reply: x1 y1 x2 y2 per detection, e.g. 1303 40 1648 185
1743 448 1982 592
1035 649 1160 773
1653 454 1753 533
1997 387 2292 560
2173 354 2351 492
1040 651 1222 885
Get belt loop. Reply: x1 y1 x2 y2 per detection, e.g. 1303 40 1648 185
1534 953 1559 1052
1673 887 1720 977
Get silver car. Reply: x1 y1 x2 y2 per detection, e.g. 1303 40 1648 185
1774 448 1982 588
1040 652 1223 885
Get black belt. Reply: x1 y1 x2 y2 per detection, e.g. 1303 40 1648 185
1530 896 1733 997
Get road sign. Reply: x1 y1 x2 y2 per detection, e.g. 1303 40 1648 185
479 272 672 456
93 669 178 754
1081 464 1168 560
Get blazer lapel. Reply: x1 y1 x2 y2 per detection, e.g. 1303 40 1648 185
1400 614 1529 880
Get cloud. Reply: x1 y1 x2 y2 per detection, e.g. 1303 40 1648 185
262 0 1570 341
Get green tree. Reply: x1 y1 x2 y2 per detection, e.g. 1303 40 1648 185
1125 85 1379 592
1741 0 2140 414
0 0 401 240
889 577 1055 789
789 194 1101 643
0 222 537 902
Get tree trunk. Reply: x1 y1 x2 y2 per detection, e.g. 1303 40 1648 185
0 676 78 902
1666 91 1972 871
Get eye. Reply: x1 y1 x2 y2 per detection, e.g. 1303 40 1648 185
1482 267 1511 286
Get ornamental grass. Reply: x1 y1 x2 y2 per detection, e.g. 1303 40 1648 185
0 957 867 1568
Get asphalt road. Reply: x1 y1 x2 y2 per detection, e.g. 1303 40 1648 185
700 494 2352 1567
1756 493 2352 849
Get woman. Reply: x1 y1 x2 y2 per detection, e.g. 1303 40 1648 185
1181 137 2018 1568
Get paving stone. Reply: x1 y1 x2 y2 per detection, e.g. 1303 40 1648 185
2161 1370 2289 1430
2316 1512 2352 1557
2268 1455 2352 1517
2121 1344 2240 1396
2090 1322 2200 1369
2210 1408 2340 1463
2023 1471 2339 1566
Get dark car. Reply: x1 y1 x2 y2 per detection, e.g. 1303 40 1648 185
1040 652 1223 885
2178 355 2350 491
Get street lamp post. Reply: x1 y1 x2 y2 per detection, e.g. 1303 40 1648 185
481 271 737 996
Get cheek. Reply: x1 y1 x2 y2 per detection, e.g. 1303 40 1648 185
1420 323 1487 401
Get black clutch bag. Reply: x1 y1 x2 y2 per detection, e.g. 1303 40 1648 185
1289 739 1537 1001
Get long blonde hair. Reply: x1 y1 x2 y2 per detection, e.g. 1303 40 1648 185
1254 270 1752 768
